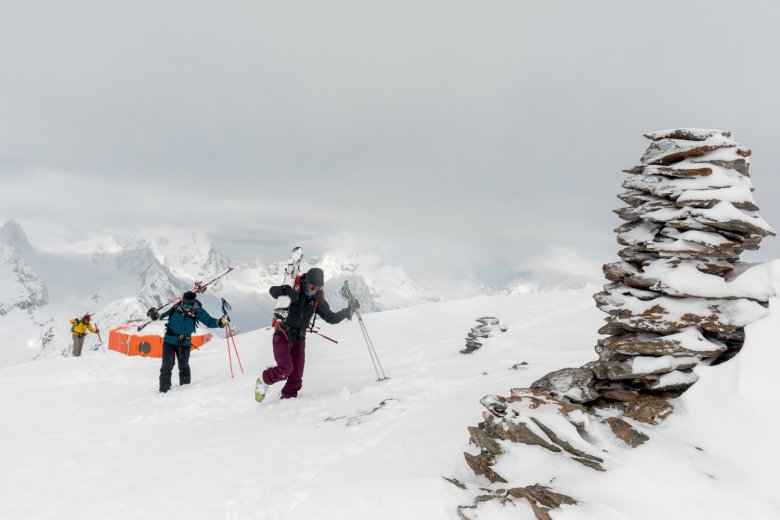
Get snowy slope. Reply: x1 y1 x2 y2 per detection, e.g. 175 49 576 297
1 287 777 519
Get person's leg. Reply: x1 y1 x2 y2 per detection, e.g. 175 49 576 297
281 337 305 399
178 344 191 385
72 334 85 356
262 333 294 385
159 342 176 392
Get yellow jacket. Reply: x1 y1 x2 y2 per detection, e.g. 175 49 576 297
70 318 97 336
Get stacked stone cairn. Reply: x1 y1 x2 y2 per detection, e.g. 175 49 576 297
460 317 507 354
455 129 775 520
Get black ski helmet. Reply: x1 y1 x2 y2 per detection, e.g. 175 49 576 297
182 291 197 306
306 267 324 287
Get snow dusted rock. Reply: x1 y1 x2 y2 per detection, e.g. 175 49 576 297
530 367 600 403
601 417 649 448
467 390 605 474
462 130 775 515
458 485 577 520
596 328 727 358
590 355 699 381
597 129 774 376
624 394 674 425
460 316 507 354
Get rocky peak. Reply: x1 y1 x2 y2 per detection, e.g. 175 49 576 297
0 220 31 251
0 224 48 316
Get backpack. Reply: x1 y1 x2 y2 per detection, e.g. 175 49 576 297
165 300 202 337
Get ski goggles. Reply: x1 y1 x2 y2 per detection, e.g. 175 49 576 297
182 302 195 310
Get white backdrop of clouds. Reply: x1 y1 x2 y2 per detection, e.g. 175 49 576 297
2 0 779 292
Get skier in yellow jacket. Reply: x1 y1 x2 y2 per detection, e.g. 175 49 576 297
69 314 99 357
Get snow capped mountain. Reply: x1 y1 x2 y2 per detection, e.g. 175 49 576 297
0 219 32 252
0 223 440 364
0 223 48 316
311 252 441 311
92 248 187 310
145 232 230 283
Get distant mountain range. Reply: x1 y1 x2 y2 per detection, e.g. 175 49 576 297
0 220 441 365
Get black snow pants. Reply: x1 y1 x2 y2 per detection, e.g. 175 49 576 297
159 341 192 392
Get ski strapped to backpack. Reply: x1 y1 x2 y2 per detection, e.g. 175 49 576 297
136 266 235 332
272 247 304 323
341 280 388 381
271 272 339 344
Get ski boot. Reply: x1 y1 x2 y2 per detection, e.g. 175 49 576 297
255 375 269 403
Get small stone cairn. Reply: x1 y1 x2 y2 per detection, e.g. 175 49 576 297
456 129 775 520
460 317 507 354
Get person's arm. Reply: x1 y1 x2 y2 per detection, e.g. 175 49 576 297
316 297 351 324
87 323 96 333
269 285 299 303
195 307 221 328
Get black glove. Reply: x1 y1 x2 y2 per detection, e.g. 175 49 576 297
282 285 297 298
218 315 230 327
147 308 160 321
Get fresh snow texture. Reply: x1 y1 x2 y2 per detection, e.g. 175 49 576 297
0 289 599 520
1 287 779 519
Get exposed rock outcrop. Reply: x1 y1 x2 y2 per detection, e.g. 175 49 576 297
460 317 507 354
458 129 775 518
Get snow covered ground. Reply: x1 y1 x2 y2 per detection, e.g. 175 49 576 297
1 288 778 519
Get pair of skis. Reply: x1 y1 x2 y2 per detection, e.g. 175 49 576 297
136 266 235 332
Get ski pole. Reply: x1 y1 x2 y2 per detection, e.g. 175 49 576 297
342 281 388 381
355 308 387 380
227 337 234 377
96 327 105 352
221 298 244 377
226 326 243 375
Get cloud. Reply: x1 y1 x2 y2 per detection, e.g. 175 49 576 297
512 246 605 288
2 0 780 287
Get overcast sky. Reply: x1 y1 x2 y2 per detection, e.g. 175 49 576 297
2 1 780 294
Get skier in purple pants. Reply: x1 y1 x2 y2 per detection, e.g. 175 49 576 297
257 267 356 401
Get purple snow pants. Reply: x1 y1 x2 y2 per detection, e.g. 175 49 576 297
262 333 306 399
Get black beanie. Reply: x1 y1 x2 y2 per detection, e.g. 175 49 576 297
182 291 197 305
306 268 324 286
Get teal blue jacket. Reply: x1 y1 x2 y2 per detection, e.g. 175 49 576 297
160 301 219 346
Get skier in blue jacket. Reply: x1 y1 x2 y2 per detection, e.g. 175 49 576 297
147 291 229 393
